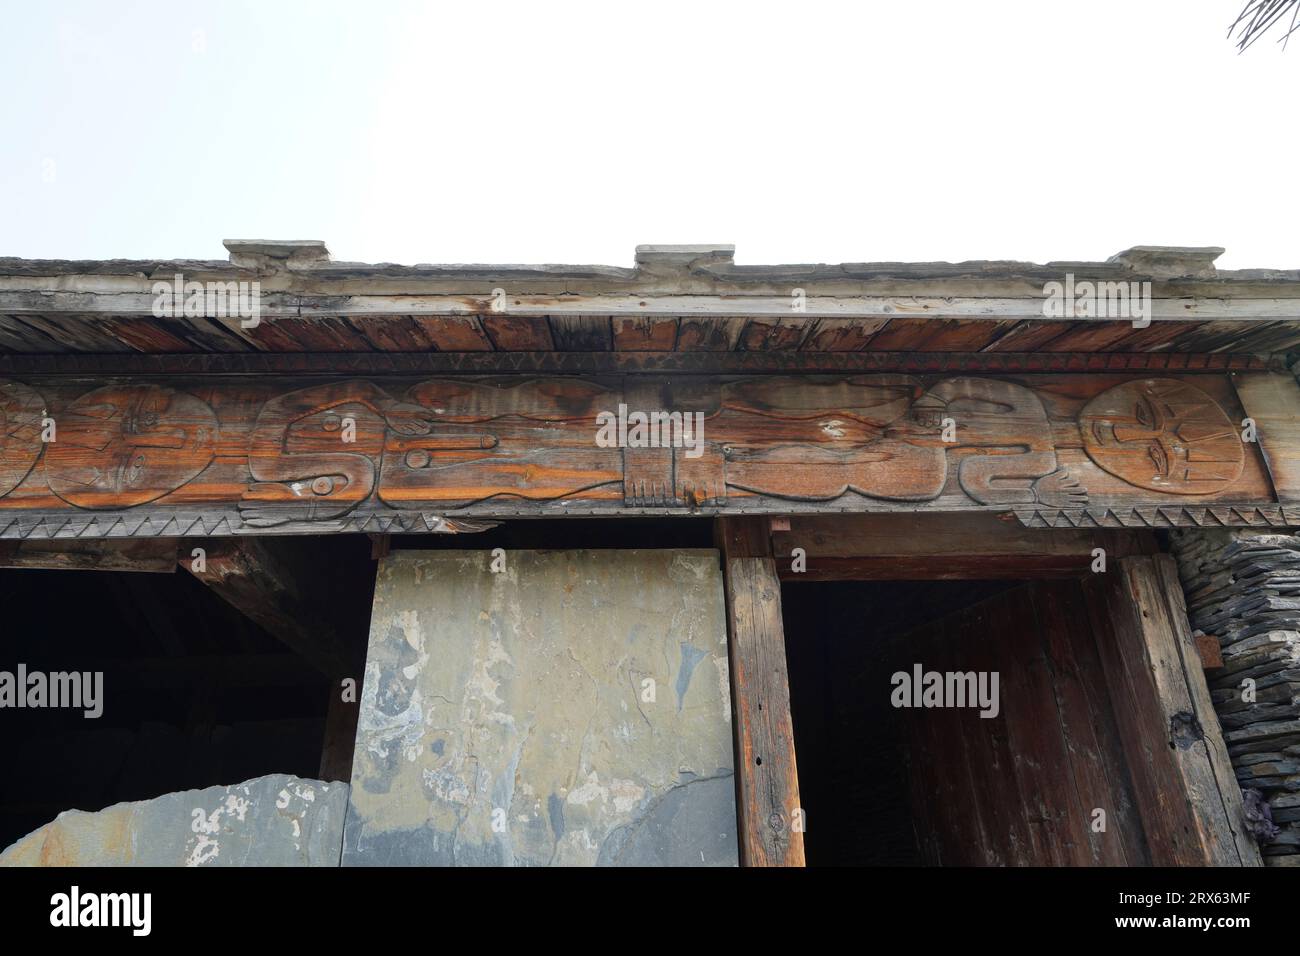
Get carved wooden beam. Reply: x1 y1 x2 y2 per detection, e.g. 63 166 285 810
180 538 353 677
0 371 1285 536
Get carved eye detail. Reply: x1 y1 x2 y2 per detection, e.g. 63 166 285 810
126 453 147 486
1134 398 1153 428
322 414 342 432
1147 442 1168 478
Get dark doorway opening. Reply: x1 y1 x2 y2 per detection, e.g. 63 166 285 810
782 579 1019 865
781 576 1150 867
0 534 375 852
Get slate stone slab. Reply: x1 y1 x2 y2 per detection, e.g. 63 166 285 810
343 549 738 867
0 774 348 866
1174 527 1300 864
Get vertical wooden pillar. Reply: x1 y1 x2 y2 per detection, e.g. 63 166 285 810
717 517 806 867
319 676 361 782
1084 554 1261 866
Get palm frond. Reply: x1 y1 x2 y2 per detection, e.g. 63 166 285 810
1230 0 1300 52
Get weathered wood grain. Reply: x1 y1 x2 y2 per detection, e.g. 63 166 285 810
1233 370 1300 503
0 349 1272 376
1084 555 1261 865
611 316 678 351
771 513 1157 580
0 372 1280 536
319 677 361 782
898 580 1151 866
0 537 178 572
718 517 804 866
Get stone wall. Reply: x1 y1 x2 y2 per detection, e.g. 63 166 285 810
342 549 738 866
0 774 348 866
1171 529 1300 865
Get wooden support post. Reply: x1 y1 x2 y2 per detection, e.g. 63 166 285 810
181 537 353 677
716 516 805 867
1084 554 1260 866
319 676 362 782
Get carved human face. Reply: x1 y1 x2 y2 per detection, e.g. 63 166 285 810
46 385 217 508
1080 379 1244 494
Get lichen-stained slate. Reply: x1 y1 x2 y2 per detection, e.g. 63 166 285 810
342 549 738 866
0 774 348 866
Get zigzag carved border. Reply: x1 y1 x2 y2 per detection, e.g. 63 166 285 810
0 350 1275 377
1013 505 1300 529
0 503 1293 539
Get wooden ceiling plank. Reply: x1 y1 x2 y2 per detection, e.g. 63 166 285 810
675 316 746 351
737 317 811 351
94 317 197 353
350 315 437 352
480 314 553 351
859 317 928 351
410 315 494 351
1094 320 1206 353
547 315 613 351
1169 320 1276 354
611 316 679 351
1036 321 1144 352
0 315 61 352
799 317 889 351
981 320 1076 352
18 313 132 353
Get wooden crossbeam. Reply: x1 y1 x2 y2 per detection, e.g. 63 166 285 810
181 538 353 677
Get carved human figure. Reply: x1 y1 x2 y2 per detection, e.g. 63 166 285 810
0 379 45 498
907 377 1086 508
1079 378 1244 494
45 385 217 509
240 381 437 526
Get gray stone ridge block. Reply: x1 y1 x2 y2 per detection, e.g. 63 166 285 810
0 774 348 867
344 549 738 867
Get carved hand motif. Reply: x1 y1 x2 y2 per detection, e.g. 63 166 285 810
1031 468 1089 510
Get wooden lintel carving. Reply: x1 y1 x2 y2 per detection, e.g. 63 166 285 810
0 372 1285 537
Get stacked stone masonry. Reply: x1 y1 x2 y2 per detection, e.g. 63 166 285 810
1172 529 1300 865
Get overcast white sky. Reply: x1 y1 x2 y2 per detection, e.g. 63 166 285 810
1 0 1296 269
